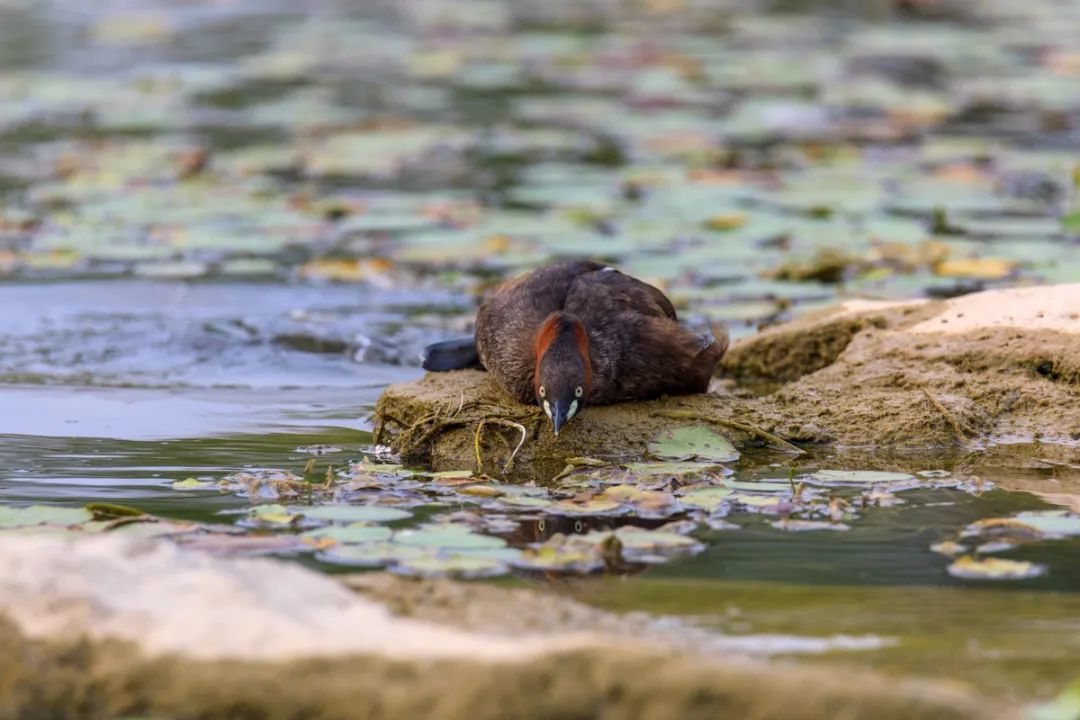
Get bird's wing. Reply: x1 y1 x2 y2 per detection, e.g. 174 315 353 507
567 266 677 320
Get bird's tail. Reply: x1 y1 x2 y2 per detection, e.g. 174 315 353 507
420 337 482 372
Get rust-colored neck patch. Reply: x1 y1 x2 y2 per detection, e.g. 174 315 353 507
533 313 591 397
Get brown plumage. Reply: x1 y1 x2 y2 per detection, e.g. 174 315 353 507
423 260 728 434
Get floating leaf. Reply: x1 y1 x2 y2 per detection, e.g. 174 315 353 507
947 556 1046 580
301 523 394 544
296 505 412 523
0 505 93 529
770 519 850 532
809 470 915 486
678 487 733 511
172 477 215 490
393 553 510 579
647 425 739 463
393 525 507 550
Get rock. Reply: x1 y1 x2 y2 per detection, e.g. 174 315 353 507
376 284 1080 465
0 534 1011 720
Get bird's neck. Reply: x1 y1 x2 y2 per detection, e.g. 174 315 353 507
533 312 592 394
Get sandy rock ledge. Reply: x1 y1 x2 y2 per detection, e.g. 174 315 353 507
0 534 1011 720
376 284 1080 467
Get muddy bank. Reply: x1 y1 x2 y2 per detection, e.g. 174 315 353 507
376 284 1080 467
0 534 1011 720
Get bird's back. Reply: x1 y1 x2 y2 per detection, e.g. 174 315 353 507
475 260 724 405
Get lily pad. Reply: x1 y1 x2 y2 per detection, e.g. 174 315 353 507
0 505 93 529
172 477 215 490
678 487 733 511
296 505 412 523
301 523 394 544
393 553 511 579
809 470 916 486
647 425 739 463
393 525 507 550
315 542 428 568
770 519 851 532
947 556 1046 580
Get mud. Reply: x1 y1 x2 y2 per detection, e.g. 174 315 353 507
376 285 1080 467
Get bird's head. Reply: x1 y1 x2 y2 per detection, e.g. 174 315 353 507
534 311 592 436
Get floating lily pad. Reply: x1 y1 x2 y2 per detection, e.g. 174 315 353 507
809 470 916 486
678 487 733 511
393 553 511 579
172 477 215 490
315 542 428 568
647 425 739 463
947 556 1046 581
770 519 851 532
296 505 412 523
0 505 93 529
622 461 726 478
1013 511 1080 537
393 525 507 550
301 523 394 544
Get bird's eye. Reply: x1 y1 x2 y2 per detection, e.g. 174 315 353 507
539 386 546 398
574 385 583 398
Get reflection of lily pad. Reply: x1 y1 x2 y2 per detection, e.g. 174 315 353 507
647 425 739 462
947 556 1046 580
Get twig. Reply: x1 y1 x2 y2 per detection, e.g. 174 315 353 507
474 418 529 476
921 389 968 444
653 410 805 455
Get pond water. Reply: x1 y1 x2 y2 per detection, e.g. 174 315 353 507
1 0 1079 708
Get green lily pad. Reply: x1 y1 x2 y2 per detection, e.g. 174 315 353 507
393 525 507 550
0 505 93 529
724 480 793 493
548 498 628 517
301 523 394 544
295 505 412 523
393 553 510 579
647 425 739 463
1013 511 1080 537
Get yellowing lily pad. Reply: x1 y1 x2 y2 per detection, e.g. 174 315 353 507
678 487 733 511
647 425 739 463
947 556 1046 580
172 477 215 490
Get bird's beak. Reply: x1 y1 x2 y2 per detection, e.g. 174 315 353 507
551 401 570 437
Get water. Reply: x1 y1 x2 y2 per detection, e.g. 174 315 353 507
1 0 1079 706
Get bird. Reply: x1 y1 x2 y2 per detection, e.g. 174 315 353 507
421 260 727 435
